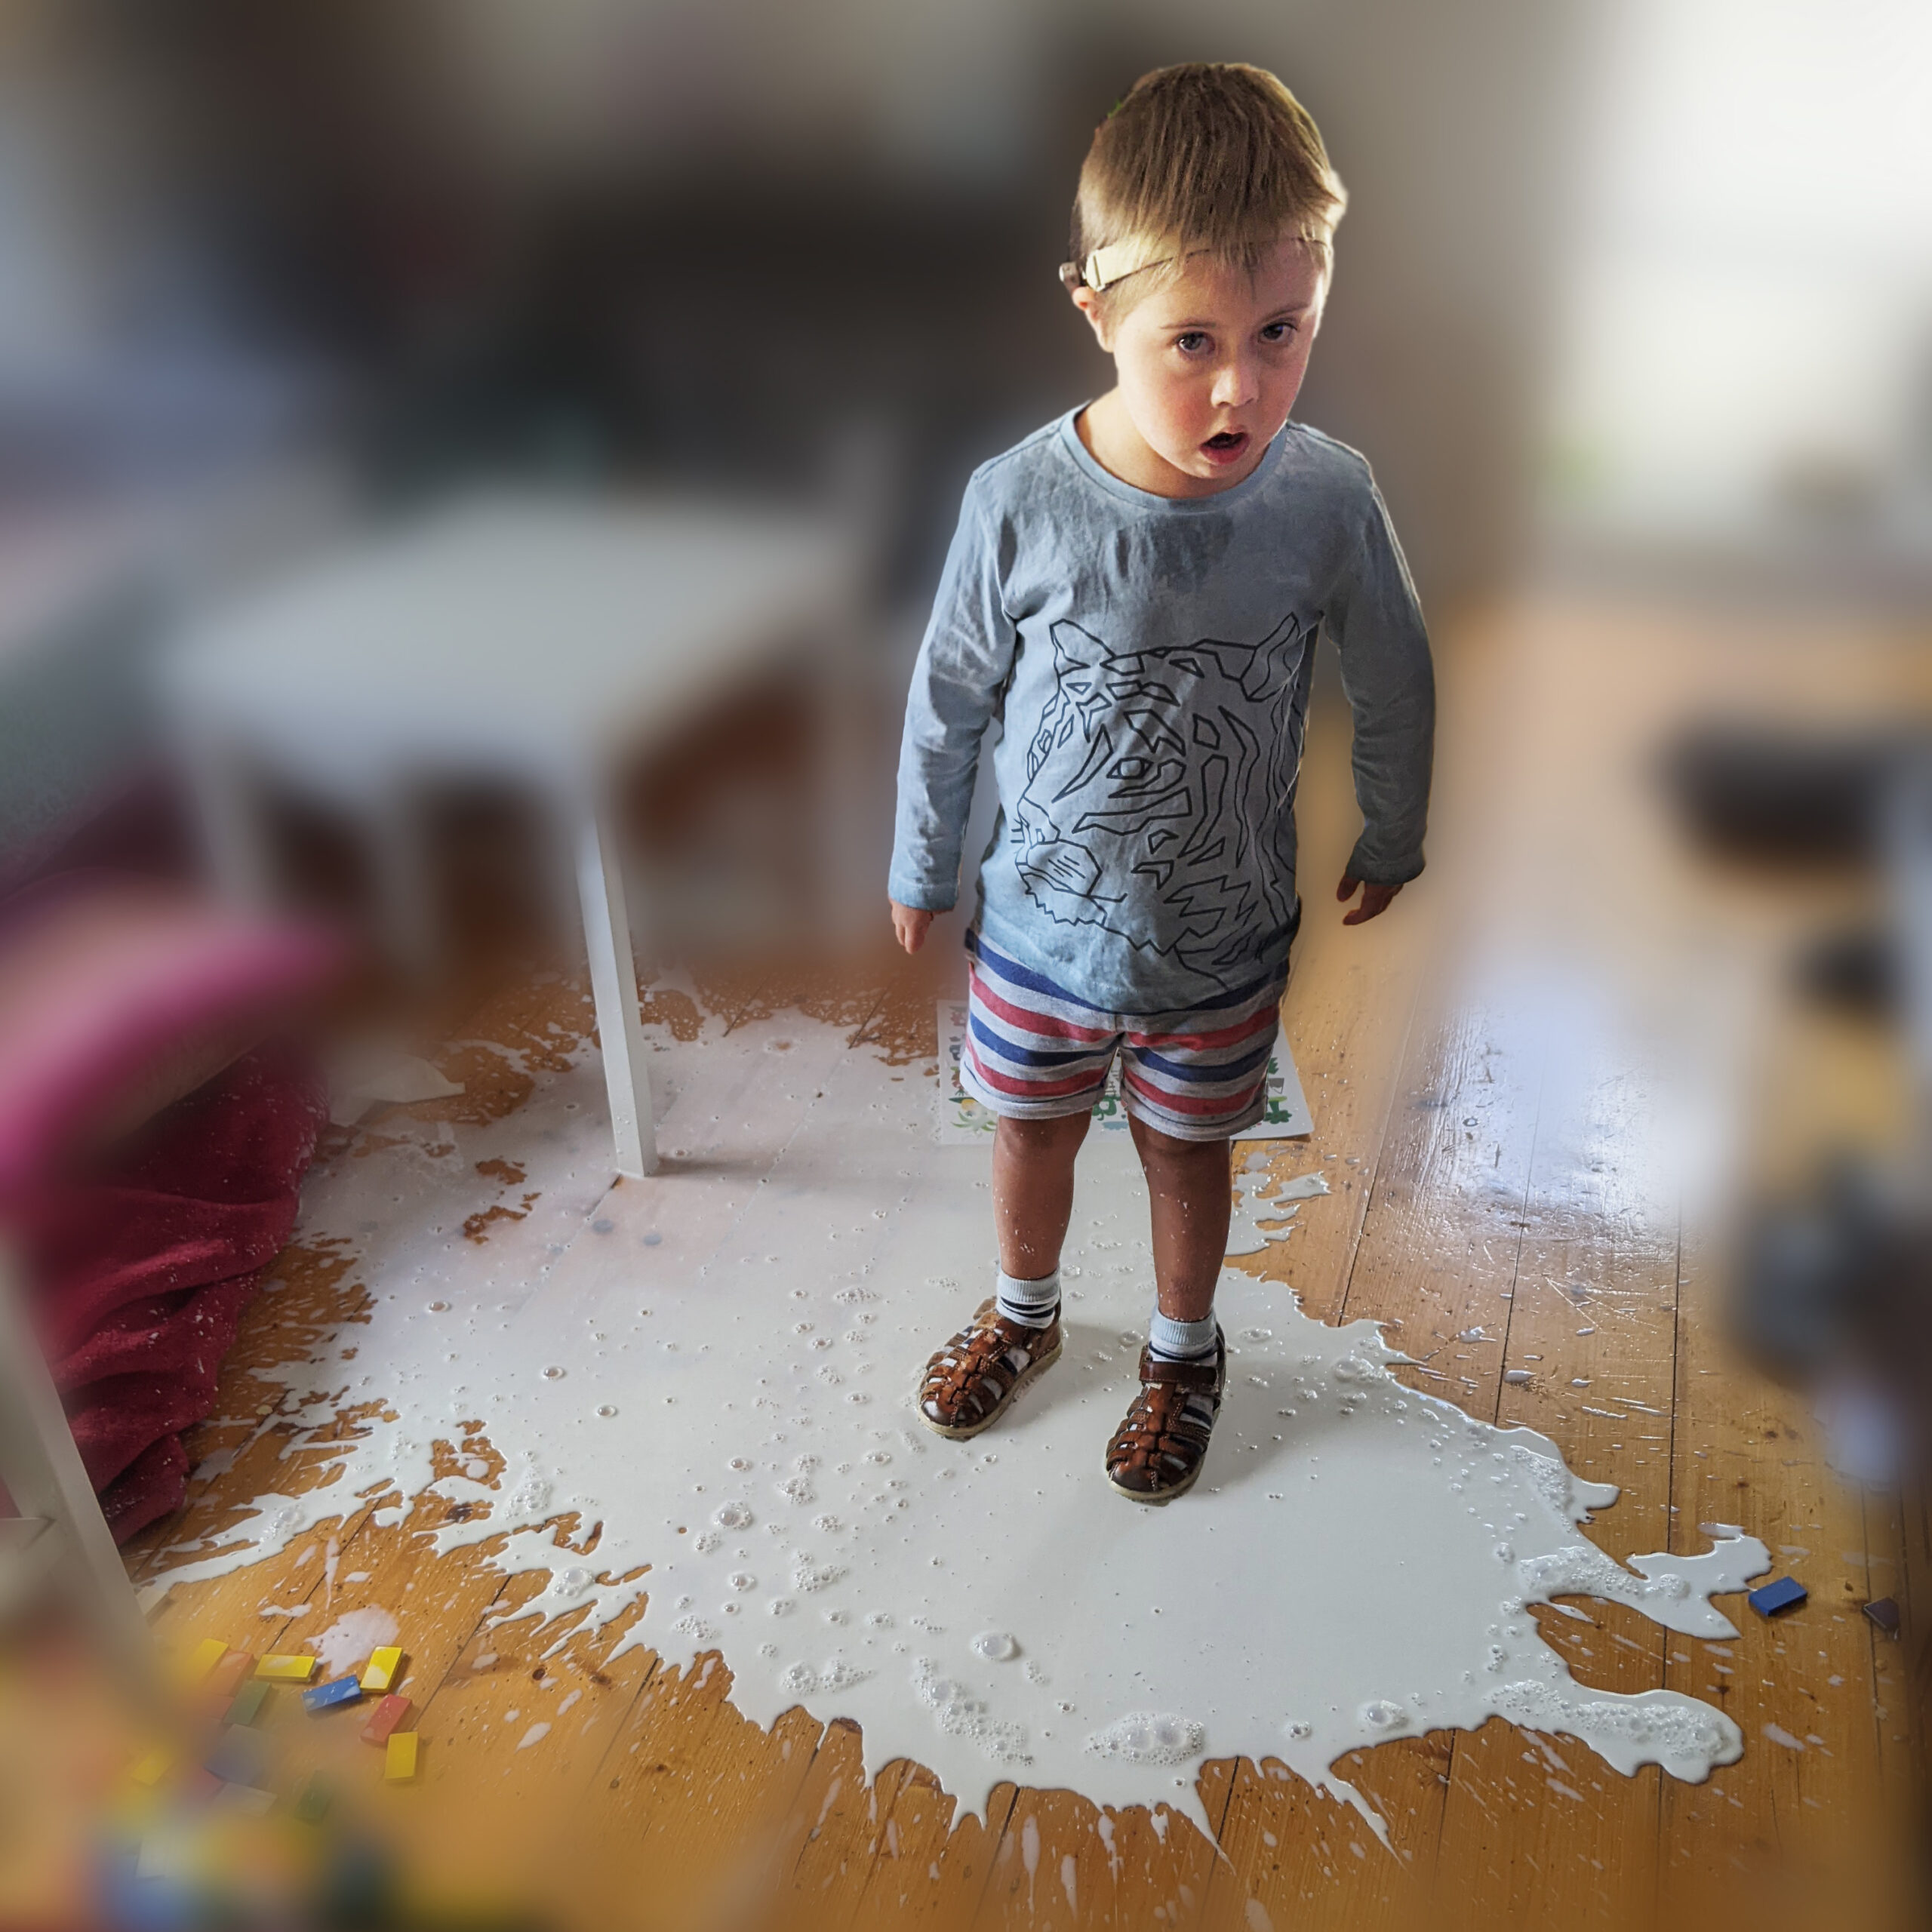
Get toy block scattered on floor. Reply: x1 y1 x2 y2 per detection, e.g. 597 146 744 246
257 1654 316 1682
384 1732 419 1782
206 1651 254 1700
301 1675 363 1714
294 1774 334 1825
204 1726 269 1789
224 1681 270 1728
130 1747 174 1786
1748 1576 1807 1617
184 1638 229 1682
1863 1595 1901 1636
361 1646 405 1694
212 1783 275 1817
361 1694 412 1746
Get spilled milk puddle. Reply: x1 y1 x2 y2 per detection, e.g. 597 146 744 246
156 998 1767 1841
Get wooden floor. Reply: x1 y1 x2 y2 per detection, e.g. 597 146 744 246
122 591 1930 1931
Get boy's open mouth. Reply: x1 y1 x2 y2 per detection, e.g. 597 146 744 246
1201 429 1249 463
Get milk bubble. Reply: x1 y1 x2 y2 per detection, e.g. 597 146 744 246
1361 1700 1407 1730
1084 1712 1204 1766
713 1502 753 1530
971 1631 1019 1662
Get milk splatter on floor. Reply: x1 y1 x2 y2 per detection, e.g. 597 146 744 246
152 1002 1768 1838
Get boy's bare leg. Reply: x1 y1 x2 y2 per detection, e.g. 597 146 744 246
992 1112 1091 1278
915 1110 1085 1438
1103 1116 1232 1500
1127 1116 1232 1322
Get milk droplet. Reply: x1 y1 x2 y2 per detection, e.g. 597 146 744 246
543 1366 566 1380
971 1631 1019 1662
595 1405 617 1418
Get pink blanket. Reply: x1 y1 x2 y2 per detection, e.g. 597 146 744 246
16 1041 328 1542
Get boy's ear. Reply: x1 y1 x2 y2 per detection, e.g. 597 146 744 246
1069 282 1113 353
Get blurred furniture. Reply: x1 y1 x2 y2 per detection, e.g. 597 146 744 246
161 491 862 1179
0 1244 151 1680
0 875 339 1543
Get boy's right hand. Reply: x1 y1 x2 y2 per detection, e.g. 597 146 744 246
891 901 935 954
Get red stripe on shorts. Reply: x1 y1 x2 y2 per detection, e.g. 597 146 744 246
970 976 1117 1044
964 1041 1108 1100
1122 1067 1266 1118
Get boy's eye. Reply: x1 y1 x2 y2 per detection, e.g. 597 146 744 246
1260 320 1298 343
1174 331 1209 354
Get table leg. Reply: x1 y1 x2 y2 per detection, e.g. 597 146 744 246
574 801 657 1179
368 786 441 982
182 734 276 910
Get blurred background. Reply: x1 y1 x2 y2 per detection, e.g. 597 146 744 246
2 2 1928 1923
3 0 1927 883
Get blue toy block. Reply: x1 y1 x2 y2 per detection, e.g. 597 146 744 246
202 1724 269 1789
1748 1576 1807 1617
300 1675 364 1713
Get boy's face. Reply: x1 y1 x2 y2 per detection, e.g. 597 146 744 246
1074 234 1328 497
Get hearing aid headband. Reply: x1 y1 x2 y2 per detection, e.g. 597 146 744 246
1057 242 1174 294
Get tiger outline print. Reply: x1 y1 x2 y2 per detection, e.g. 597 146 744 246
1010 608 1314 976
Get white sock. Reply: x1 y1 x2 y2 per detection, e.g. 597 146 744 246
995 1267 1060 1330
1148 1309 1218 1361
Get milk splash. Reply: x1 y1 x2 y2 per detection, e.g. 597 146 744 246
151 1001 1767 1841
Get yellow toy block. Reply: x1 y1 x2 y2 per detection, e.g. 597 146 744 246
384 1732 418 1782
360 1645 405 1694
130 1747 174 1786
257 1654 317 1682
185 1638 229 1681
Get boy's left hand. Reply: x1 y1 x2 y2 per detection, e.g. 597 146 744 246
1337 874 1403 926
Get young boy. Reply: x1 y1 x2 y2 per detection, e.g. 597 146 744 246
888 63 1434 1502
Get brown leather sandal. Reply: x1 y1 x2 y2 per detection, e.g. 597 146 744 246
1104 1328 1226 1503
916 1298 1062 1440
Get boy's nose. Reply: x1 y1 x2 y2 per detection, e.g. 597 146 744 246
1211 355 1260 410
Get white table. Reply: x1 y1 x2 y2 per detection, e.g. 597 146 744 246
162 491 861 1179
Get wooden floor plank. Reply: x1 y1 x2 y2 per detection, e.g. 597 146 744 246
1657 1221 1900 1927
1434 1028 1682 1929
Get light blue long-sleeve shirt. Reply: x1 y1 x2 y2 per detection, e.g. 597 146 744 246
889 407 1435 1016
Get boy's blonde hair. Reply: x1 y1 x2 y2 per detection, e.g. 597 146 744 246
1064 63 1346 309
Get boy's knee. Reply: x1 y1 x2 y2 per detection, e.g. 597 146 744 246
1128 1117 1231 1165
997 1110 1091 1153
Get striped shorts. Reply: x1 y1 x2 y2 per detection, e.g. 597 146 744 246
960 932 1286 1142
